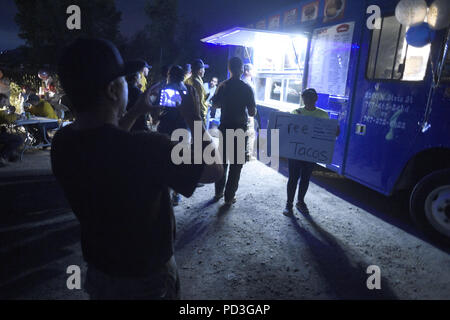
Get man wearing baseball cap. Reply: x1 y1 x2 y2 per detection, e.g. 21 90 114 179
185 58 209 122
137 59 151 93
125 59 151 132
52 38 222 299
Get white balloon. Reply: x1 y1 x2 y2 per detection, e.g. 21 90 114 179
395 0 428 26
428 0 450 30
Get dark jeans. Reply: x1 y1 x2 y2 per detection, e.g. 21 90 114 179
0 132 23 160
215 126 248 201
85 256 180 300
287 159 315 206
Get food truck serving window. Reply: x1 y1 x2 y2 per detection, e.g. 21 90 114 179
201 28 309 112
253 35 308 111
366 16 431 82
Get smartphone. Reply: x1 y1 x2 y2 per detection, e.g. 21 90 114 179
159 88 183 108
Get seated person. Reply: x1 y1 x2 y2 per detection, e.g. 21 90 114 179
26 94 58 119
0 94 18 123
25 94 59 146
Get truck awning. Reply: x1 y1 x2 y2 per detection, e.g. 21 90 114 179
201 27 306 47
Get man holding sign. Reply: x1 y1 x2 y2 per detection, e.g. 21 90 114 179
283 88 339 216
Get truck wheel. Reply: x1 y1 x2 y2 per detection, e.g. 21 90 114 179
410 169 450 245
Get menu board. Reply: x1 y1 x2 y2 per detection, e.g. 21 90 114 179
268 15 281 30
301 1 319 23
323 0 346 23
255 19 266 29
307 22 355 97
284 8 299 26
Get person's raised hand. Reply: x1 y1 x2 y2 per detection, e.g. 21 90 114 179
133 88 161 116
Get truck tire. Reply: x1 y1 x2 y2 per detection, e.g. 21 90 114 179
410 169 450 245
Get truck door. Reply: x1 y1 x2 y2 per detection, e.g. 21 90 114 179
344 10 433 195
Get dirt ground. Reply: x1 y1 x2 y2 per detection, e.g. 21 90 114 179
1 154 449 300
174 160 449 299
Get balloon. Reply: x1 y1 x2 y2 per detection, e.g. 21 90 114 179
406 23 436 47
428 0 450 30
395 0 428 26
38 70 49 80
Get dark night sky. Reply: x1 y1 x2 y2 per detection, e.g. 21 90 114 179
0 0 301 50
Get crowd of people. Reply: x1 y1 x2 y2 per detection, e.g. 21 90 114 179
0 67 76 166
2 36 336 299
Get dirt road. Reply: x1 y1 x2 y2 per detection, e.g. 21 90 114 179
175 160 449 299
1 157 449 299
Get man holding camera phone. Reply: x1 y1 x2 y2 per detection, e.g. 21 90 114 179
52 38 222 300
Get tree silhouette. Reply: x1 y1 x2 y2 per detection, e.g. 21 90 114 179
144 0 178 66
14 0 122 66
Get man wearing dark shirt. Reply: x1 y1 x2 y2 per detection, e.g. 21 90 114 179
212 57 256 205
52 38 222 299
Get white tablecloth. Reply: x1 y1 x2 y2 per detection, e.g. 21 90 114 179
15 117 58 126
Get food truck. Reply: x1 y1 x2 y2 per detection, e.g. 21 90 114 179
201 0 450 244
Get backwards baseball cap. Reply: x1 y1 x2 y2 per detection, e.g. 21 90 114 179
135 59 152 70
58 38 142 98
192 59 209 71
124 59 148 75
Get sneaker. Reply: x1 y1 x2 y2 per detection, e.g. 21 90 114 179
282 205 294 217
213 193 224 202
172 193 181 207
296 202 310 215
224 197 237 206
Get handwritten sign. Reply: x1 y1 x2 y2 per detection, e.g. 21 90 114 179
268 112 338 164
